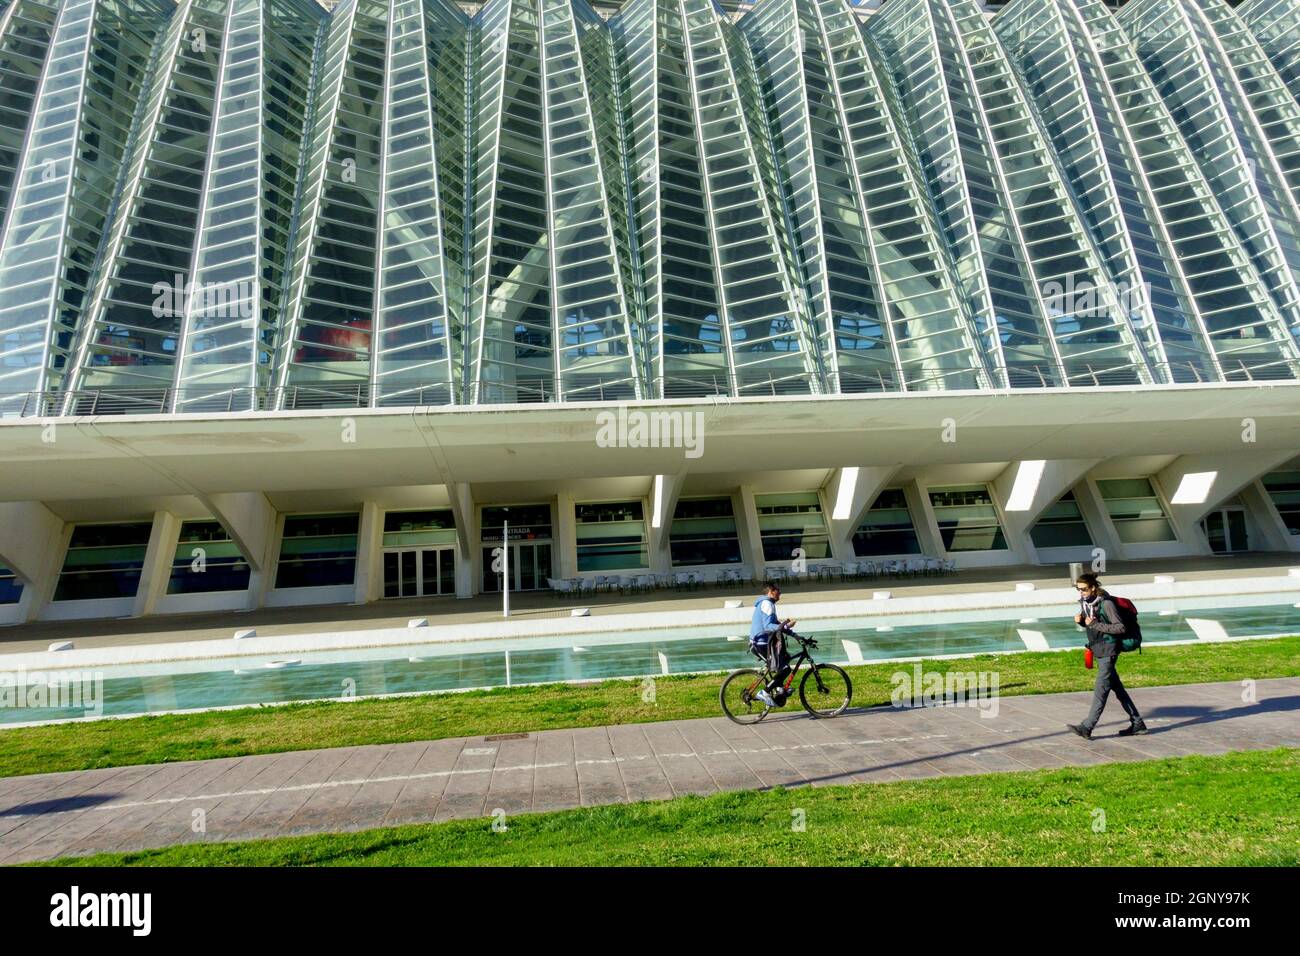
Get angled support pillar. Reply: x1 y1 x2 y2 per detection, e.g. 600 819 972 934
1157 450 1298 553
1075 476 1126 567
0 501 65 624
648 471 688 573
446 482 475 598
1238 479 1297 552
902 479 945 559
132 511 181 618
354 500 384 604
992 459 1101 565
823 466 900 562
201 491 278 610
736 485 766 576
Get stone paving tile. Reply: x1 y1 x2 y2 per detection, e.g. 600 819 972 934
676 722 770 791
0 677 1295 862
606 724 675 804
382 739 462 826
430 740 495 823
339 742 430 831
571 726 627 808
0 762 176 863
641 722 721 797
51 757 240 862
276 745 393 838
485 736 540 817
530 730 580 814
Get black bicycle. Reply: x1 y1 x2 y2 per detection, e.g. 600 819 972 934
720 627 852 724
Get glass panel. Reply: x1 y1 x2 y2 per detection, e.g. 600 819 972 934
167 520 251 594
928 484 1008 552
575 500 648 570
670 497 742 566
755 492 830 561
275 513 359 589
853 488 922 556
55 521 154 601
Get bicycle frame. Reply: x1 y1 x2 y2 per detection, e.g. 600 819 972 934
746 634 821 699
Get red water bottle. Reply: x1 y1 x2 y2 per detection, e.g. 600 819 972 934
1084 647 1094 669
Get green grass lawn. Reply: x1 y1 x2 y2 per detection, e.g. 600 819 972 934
1 636 1297 779
39 748 1300 867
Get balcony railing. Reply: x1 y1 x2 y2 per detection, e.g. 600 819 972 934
0 359 1294 419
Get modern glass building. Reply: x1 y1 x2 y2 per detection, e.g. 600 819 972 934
2 0 1300 624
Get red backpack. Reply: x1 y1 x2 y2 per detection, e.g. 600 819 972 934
1107 596 1143 653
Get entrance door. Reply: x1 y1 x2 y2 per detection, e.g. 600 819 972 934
1203 509 1249 554
383 547 455 597
482 542 553 592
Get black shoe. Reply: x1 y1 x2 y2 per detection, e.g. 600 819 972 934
1118 720 1148 736
1067 723 1092 740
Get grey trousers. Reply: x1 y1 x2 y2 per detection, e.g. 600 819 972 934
1081 654 1142 732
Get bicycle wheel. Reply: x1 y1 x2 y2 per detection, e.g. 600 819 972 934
799 663 852 718
720 668 772 725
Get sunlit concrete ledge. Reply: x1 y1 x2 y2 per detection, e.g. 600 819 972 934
4 571 1298 673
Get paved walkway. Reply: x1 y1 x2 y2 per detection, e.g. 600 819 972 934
1 677 1297 863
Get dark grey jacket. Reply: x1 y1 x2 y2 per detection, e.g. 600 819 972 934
1079 593 1126 659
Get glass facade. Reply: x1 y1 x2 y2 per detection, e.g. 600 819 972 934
1096 476 1177 544
54 522 154 601
669 496 742 566
4 0 1300 417
928 484 1008 551
167 519 252 593
0 562 23 604
852 487 921 556
755 491 830 561
275 512 360 587
1029 489 1093 549
1261 470 1300 536
575 500 648 570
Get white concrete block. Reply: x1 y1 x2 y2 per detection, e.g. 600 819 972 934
723 599 743 608
570 607 590 617
1153 574 1175 583
872 591 891 600
47 641 74 652
233 629 257 640
1014 582 1035 592
407 619 428 628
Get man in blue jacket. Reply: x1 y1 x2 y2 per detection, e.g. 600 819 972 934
750 581 796 707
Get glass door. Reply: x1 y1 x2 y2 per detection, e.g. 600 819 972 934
384 547 455 597
481 542 553 592
1203 510 1249 553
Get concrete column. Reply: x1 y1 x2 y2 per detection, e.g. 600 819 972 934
1158 449 1297 552
823 465 900 561
902 479 944 557
1075 475 1127 567
648 472 688 573
1239 479 1297 551
132 511 181 617
992 458 1101 565
353 500 384 604
201 491 278 610
0 501 66 623
736 485 766 575
555 491 577 579
249 513 285 609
